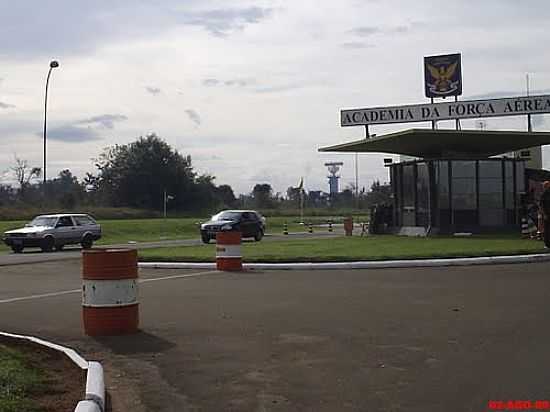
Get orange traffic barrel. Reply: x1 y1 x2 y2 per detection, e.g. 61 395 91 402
82 249 139 336
216 232 242 271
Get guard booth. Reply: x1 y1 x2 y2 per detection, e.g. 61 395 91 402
320 54 550 234
320 128 550 234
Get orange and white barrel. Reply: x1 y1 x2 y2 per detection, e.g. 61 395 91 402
216 232 242 271
344 216 354 236
82 249 139 336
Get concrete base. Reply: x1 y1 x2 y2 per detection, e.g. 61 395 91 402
397 226 428 237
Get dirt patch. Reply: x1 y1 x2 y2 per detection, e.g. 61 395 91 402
0 335 86 412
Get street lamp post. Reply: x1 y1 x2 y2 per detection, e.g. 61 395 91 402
43 60 59 189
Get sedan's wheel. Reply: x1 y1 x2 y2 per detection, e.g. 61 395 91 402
81 235 93 249
254 230 264 242
55 244 64 252
201 235 211 244
11 245 24 253
40 236 55 253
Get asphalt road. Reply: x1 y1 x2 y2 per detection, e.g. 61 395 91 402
1 260 550 411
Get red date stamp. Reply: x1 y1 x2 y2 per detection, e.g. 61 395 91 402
488 400 550 410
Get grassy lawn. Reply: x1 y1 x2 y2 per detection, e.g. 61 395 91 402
139 234 547 263
0 215 364 253
95 218 200 245
0 344 45 412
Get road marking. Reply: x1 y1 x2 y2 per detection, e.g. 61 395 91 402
0 289 81 304
0 270 220 304
140 270 220 283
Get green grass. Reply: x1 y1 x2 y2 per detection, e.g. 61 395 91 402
139 234 547 263
0 344 45 412
96 218 200 245
0 215 363 252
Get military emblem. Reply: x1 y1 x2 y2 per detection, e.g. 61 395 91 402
424 53 462 98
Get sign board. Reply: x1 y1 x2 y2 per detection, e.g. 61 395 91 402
341 94 550 127
424 53 462 98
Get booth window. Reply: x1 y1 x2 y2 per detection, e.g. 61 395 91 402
416 163 430 227
451 161 476 209
402 164 416 226
478 160 504 226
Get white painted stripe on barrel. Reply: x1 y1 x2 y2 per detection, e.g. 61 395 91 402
216 244 242 258
82 279 138 307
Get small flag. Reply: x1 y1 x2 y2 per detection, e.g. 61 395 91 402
166 195 175 201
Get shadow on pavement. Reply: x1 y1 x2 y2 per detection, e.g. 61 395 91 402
93 330 175 355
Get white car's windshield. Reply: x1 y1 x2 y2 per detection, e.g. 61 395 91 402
212 212 241 221
29 217 57 227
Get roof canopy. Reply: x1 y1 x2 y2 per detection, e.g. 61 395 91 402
318 129 550 159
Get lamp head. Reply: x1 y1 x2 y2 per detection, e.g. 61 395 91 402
49 60 59 68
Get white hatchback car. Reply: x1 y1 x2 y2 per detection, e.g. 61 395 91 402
2 213 102 253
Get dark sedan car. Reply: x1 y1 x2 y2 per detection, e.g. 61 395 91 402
200 210 266 243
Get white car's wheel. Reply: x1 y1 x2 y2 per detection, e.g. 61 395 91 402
40 236 55 253
81 235 93 249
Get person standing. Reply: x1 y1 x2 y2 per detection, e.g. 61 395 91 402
542 181 550 248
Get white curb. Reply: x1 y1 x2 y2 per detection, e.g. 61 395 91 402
0 331 105 412
75 400 101 412
0 331 88 369
85 361 106 412
138 252 550 271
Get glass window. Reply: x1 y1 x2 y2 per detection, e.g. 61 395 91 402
57 216 74 227
452 178 477 209
479 179 503 209
437 161 449 209
416 163 429 210
29 216 57 227
74 215 95 226
452 161 476 178
416 163 430 227
479 209 504 226
402 164 415 208
451 161 476 210
478 161 502 179
516 162 525 193
504 161 514 210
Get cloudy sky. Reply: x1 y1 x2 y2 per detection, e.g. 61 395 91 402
1 0 549 195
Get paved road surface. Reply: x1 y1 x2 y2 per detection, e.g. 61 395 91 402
1 259 549 411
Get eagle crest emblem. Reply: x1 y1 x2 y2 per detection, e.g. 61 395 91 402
424 54 462 98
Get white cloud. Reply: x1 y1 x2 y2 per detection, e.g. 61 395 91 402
1 0 550 195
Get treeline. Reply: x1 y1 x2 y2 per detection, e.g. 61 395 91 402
0 134 391 215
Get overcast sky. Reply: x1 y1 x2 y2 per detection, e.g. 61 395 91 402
1 0 549 195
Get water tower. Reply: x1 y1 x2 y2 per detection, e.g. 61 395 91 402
324 162 343 195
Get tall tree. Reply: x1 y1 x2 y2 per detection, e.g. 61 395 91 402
92 134 195 208
46 169 85 209
252 183 274 209
216 184 237 208
91 133 234 212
